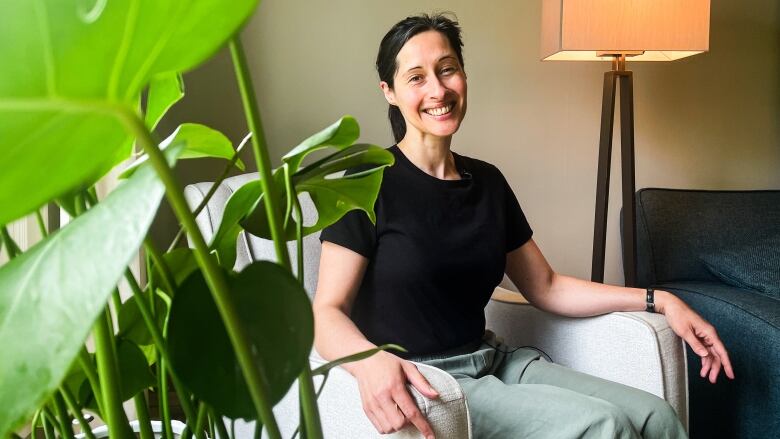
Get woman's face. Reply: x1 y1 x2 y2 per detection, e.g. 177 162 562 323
381 30 467 142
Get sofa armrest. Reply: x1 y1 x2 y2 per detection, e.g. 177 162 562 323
243 355 470 438
485 287 688 429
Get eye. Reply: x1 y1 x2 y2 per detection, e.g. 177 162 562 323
408 74 423 83
441 66 457 75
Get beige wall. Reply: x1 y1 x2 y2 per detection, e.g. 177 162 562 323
159 0 780 286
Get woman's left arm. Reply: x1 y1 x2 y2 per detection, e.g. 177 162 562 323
505 238 735 383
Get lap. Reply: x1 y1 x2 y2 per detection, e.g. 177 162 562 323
413 332 686 438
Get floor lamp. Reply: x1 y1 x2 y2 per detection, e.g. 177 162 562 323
540 0 711 286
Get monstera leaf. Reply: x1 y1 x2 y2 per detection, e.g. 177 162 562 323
0 0 258 226
0 145 182 436
167 261 313 419
208 117 394 266
120 123 245 178
145 72 185 130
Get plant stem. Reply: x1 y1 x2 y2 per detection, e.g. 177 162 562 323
117 109 282 438
134 393 154 439
60 387 97 439
167 133 251 252
193 403 207 439
159 359 174 439
93 308 132 439
52 393 75 439
40 409 55 439
30 410 40 439
0 225 20 259
77 348 104 416
123 269 196 423
212 409 229 439
228 38 291 269
35 209 48 237
229 36 323 439
143 238 176 294
112 289 123 317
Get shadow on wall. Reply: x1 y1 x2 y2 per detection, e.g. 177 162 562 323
634 0 780 190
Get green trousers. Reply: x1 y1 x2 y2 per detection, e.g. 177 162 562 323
410 331 687 439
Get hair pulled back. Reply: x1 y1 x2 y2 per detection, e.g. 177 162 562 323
376 13 465 143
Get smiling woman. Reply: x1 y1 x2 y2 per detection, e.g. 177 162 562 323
311 11 733 439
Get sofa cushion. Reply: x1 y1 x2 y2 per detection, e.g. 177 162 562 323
659 280 780 438
699 233 780 300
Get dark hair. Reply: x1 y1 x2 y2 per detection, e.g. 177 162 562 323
376 13 465 143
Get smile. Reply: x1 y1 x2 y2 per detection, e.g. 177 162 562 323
423 104 453 117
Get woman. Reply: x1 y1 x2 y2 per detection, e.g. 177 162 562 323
313 13 734 439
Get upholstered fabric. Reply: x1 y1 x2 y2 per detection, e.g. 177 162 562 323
699 233 780 299
634 188 780 438
634 188 780 287
184 175 689 438
661 281 780 438
485 294 688 427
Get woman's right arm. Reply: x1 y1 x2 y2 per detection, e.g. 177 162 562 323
312 241 438 439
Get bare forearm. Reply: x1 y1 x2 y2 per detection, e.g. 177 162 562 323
530 273 678 317
313 305 379 375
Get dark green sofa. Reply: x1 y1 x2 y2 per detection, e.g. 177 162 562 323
631 188 780 438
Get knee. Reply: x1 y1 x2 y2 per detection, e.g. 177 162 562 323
584 403 638 438
642 397 686 438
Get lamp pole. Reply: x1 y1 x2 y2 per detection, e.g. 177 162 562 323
591 54 638 287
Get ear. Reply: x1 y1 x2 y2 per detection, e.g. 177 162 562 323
379 81 397 106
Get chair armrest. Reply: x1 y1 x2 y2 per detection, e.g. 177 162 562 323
239 354 471 438
485 287 688 429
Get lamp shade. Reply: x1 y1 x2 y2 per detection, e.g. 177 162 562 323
541 0 710 61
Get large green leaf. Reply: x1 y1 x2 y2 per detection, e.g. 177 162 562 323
151 247 200 288
145 72 184 130
208 171 287 269
120 123 245 178
118 292 168 347
281 115 359 173
77 339 155 411
242 143 394 239
0 0 258 226
0 146 179 436
115 339 156 401
167 261 313 419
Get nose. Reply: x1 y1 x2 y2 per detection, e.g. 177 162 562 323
427 75 447 100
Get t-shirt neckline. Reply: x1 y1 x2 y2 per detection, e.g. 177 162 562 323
390 145 472 188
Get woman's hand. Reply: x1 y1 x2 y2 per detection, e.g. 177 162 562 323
351 351 439 438
656 290 735 383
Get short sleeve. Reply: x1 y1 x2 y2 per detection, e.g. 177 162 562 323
319 209 377 258
502 175 533 252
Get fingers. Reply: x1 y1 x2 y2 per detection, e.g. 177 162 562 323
707 350 722 384
393 387 436 439
402 362 440 399
689 321 736 382
377 391 408 433
684 331 710 358
359 386 392 434
710 337 735 379
700 354 712 379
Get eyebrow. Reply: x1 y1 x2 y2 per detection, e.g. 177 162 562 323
402 55 457 75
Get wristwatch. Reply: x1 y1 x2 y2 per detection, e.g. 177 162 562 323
645 287 656 313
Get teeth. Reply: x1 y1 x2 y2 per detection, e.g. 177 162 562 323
425 104 452 117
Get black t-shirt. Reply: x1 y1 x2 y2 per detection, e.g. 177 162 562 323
319 145 533 358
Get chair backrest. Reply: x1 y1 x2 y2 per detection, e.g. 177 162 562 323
184 173 322 298
633 188 780 286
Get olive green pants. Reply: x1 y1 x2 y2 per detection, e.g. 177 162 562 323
410 331 687 439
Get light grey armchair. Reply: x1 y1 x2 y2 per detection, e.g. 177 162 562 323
184 173 688 438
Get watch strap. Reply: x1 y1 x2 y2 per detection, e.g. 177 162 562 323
645 287 656 313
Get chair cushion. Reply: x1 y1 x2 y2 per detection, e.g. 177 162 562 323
699 232 780 300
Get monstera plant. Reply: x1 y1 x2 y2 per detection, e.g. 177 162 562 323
0 1 395 439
